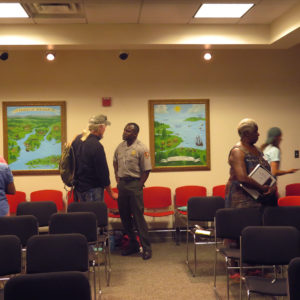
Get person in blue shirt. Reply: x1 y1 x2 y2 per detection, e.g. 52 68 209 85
0 156 16 216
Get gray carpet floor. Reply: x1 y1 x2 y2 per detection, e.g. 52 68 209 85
99 233 279 300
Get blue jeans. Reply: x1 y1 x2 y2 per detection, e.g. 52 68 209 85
74 187 104 202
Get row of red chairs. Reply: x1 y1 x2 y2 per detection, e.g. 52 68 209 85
7 182 300 216
102 185 226 219
6 190 64 214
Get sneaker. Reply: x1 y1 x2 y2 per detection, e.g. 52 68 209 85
142 250 152 260
229 273 240 280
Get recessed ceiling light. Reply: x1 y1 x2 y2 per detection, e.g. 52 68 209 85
203 52 212 61
194 3 254 18
0 3 29 18
46 52 56 61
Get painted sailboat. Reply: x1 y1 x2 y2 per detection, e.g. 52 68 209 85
195 135 203 146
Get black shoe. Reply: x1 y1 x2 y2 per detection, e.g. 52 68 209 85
142 250 152 260
121 246 140 256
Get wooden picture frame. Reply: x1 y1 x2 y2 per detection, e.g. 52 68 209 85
2 101 66 175
148 99 210 172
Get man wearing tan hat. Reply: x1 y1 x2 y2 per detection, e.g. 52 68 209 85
72 114 117 202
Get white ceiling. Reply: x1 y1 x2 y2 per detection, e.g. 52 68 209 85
0 0 300 50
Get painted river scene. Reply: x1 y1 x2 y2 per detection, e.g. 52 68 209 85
153 103 208 167
6 105 62 171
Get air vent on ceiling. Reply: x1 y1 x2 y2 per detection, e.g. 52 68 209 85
32 3 79 14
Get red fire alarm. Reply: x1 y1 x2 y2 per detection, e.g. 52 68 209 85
102 97 112 107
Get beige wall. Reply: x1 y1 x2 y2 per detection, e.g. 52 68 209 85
0 47 299 201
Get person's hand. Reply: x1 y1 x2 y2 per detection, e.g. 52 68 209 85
261 185 269 194
288 168 299 174
263 184 277 195
111 191 118 201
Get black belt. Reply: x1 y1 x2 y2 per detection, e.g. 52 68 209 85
120 177 140 181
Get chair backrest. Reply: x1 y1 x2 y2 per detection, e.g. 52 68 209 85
175 185 207 207
263 206 300 231
215 207 262 239
16 201 57 227
288 257 300 300
241 226 300 265
0 215 38 247
6 191 26 214
26 233 88 273
49 212 97 243
212 185 226 199
188 196 224 222
143 186 172 209
0 235 22 276
4 271 91 300
30 189 64 211
286 183 300 196
278 196 300 206
104 187 118 209
67 201 108 227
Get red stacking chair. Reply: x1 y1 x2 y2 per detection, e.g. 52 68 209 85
212 184 226 199
30 190 64 211
286 183 300 196
143 186 174 236
175 185 207 216
6 191 26 214
174 185 207 244
143 186 174 218
278 196 300 206
104 188 120 218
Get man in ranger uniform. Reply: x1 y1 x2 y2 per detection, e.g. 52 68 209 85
113 123 152 260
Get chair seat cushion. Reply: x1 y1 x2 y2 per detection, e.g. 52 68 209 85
245 276 287 296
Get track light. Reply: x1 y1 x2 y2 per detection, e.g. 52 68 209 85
0 52 8 61
46 52 55 61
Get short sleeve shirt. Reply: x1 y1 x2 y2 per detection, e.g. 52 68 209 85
263 145 280 164
114 139 152 178
0 160 14 202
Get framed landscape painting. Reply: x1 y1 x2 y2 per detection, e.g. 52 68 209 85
148 99 210 172
2 101 66 175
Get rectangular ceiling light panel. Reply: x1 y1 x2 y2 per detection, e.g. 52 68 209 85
0 3 29 18
194 3 254 18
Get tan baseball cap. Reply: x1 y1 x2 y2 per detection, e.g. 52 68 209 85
88 114 111 126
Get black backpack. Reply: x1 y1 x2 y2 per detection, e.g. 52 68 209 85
59 143 75 189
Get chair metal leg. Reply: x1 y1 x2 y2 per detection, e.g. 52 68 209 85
240 239 243 300
104 235 111 286
186 226 189 263
213 247 217 287
226 259 230 300
96 245 101 296
193 235 196 277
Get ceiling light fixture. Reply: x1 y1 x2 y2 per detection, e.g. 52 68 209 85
46 52 55 61
0 3 29 18
194 3 254 18
203 52 212 61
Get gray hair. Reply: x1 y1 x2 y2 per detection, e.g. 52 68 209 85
237 118 258 138
88 123 105 132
